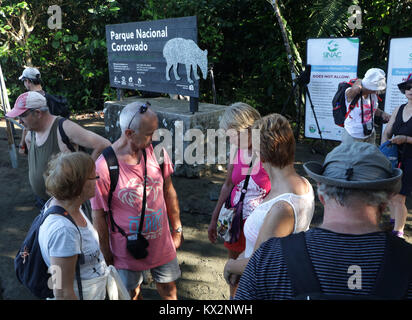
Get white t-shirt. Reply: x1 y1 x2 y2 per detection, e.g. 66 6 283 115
39 205 107 281
344 88 378 139
243 178 315 258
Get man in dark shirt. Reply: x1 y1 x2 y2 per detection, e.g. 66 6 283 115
235 142 412 300
18 67 45 154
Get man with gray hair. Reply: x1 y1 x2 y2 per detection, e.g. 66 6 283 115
91 102 183 300
235 142 412 299
6 91 110 208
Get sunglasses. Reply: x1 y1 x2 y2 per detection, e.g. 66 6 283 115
127 102 151 129
18 109 35 119
405 85 412 91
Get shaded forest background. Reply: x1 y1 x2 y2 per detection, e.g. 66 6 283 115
0 0 411 117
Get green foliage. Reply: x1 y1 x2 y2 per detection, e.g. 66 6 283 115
0 0 410 118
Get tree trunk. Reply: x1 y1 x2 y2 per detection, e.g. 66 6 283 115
267 0 301 133
268 0 296 82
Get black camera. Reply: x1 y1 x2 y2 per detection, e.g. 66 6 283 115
363 121 373 136
127 233 149 260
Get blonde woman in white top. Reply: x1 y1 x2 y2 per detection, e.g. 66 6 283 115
224 113 315 287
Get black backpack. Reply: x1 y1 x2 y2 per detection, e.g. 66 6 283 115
14 204 84 299
58 117 87 153
45 92 70 118
281 232 412 300
332 78 360 127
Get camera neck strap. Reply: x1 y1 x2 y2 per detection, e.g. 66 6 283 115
103 147 147 238
137 149 147 236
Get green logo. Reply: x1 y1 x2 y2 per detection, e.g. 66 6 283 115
309 125 316 133
323 40 342 59
328 40 339 52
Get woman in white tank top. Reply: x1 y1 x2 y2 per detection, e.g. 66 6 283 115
224 114 315 288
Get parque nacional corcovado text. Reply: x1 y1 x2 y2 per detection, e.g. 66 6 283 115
110 27 168 52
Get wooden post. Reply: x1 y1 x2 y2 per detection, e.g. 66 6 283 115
190 96 199 114
116 88 124 101
0 64 18 168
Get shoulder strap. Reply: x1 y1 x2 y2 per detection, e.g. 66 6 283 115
372 233 412 299
58 118 76 152
42 205 84 300
238 155 255 203
345 93 361 120
280 232 321 297
101 146 124 235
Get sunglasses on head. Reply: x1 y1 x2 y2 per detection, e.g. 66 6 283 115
127 102 151 129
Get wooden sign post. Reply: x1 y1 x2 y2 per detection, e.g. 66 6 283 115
0 64 18 168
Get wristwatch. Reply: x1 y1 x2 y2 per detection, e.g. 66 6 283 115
173 226 183 233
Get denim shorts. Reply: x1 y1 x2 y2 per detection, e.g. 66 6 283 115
117 257 181 291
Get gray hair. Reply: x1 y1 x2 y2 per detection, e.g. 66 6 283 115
119 102 143 133
317 183 391 207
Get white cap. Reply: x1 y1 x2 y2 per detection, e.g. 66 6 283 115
19 67 41 81
361 68 386 91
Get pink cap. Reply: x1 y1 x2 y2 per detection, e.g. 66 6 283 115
6 91 47 118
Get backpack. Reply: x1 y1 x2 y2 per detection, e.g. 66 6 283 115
45 92 70 118
281 232 412 300
379 141 399 169
14 204 84 299
58 117 87 153
332 78 360 127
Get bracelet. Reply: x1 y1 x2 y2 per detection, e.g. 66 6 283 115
172 226 183 233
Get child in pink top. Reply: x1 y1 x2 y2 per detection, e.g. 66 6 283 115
225 148 271 253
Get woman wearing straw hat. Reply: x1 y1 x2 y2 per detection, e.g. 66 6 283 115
381 73 412 238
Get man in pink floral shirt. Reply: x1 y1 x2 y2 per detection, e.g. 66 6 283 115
91 102 183 300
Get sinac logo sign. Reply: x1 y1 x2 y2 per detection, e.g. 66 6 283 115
323 40 342 59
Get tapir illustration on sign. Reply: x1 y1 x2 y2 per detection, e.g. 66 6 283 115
163 38 208 84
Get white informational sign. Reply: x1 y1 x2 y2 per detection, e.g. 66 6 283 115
305 38 360 141
384 38 412 119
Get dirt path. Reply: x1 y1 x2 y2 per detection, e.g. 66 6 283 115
0 117 411 300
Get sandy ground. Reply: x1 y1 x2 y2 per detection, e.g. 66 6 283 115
0 116 411 300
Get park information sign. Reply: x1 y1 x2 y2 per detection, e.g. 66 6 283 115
384 38 412 118
305 38 360 141
106 16 208 98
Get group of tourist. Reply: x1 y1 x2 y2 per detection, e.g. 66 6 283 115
6 66 412 300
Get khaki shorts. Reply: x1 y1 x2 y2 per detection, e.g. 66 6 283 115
117 257 181 291
341 129 376 145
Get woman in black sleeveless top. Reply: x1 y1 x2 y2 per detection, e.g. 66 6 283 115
381 73 412 238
